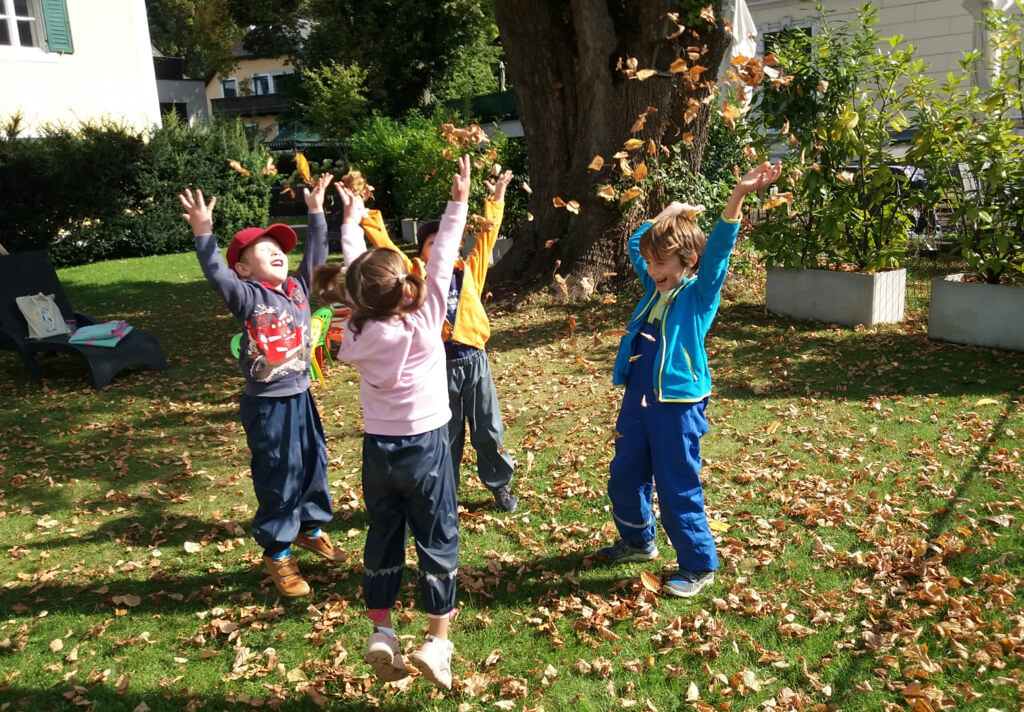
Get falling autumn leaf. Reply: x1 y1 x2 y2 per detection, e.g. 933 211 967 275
545 239 559 249
597 185 616 201
566 200 580 214
227 159 250 177
837 171 855 184
623 138 644 151
761 192 794 210
588 155 605 171
260 156 277 176
295 152 313 186
521 181 533 194
552 196 567 208
632 68 658 81
633 163 649 182
700 5 715 22
619 187 644 204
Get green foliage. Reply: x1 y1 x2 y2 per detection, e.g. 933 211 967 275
302 0 499 115
0 119 148 264
292 61 370 143
750 3 922 271
0 114 276 266
137 115 278 258
906 7 1024 284
345 112 508 222
146 0 244 78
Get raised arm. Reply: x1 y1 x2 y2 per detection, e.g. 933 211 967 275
296 173 333 291
181 188 253 318
464 167 513 288
695 161 782 306
336 184 369 270
422 155 471 328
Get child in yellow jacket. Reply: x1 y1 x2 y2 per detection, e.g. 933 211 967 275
360 168 519 512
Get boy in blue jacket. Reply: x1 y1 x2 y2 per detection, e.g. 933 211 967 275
179 174 347 599
596 160 781 597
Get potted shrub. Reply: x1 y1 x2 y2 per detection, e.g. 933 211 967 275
908 7 1024 351
747 4 924 326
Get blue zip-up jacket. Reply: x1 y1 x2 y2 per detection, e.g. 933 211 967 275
612 216 741 402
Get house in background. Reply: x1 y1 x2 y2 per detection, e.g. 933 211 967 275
206 40 299 145
153 46 208 125
0 0 161 134
746 0 1015 87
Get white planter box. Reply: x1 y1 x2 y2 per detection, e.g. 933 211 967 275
766 267 906 327
928 273 1024 351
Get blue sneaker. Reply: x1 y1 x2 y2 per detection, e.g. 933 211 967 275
596 538 659 564
663 569 714 598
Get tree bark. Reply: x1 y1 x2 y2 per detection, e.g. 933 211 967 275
491 0 730 296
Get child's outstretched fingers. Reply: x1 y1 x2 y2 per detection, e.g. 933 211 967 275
178 188 216 235
304 172 335 211
452 154 472 203
487 169 514 202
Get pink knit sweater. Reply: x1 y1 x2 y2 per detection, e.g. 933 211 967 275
337 201 467 436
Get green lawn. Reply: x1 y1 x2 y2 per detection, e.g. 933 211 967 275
0 245 1021 711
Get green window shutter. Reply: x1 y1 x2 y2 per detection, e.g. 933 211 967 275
40 0 74 54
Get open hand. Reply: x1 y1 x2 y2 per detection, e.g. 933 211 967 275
304 172 335 213
737 161 783 195
451 154 472 204
485 165 514 203
334 183 367 226
178 188 217 236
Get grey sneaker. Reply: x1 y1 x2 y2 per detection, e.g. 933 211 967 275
409 635 453 690
663 569 715 598
596 538 659 564
492 485 519 513
365 629 409 682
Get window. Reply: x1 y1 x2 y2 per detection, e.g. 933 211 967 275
0 0 40 48
221 78 238 98
252 73 271 95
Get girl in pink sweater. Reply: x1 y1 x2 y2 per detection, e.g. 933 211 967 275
313 155 471 691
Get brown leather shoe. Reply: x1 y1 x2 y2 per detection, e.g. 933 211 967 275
264 554 311 597
294 530 349 563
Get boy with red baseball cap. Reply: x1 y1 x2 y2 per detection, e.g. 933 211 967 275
179 175 346 598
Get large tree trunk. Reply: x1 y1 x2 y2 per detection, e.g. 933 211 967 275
491 0 730 295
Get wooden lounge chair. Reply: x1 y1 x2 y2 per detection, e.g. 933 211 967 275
0 251 168 388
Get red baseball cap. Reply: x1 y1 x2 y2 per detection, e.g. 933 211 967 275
227 223 298 270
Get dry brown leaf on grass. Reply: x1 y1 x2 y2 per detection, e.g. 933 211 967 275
639 570 661 593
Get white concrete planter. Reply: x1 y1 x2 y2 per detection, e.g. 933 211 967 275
765 267 906 327
928 273 1024 351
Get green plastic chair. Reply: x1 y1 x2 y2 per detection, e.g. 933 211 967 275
312 307 334 367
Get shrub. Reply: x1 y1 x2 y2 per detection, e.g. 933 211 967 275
907 6 1024 284
749 3 924 271
0 113 277 266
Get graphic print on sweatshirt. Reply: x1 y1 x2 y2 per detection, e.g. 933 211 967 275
243 304 310 382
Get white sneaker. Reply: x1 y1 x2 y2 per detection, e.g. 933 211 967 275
365 629 409 682
409 635 453 690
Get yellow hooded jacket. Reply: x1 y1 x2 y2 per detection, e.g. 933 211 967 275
360 200 504 351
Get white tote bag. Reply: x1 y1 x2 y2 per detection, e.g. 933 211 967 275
15 292 70 339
